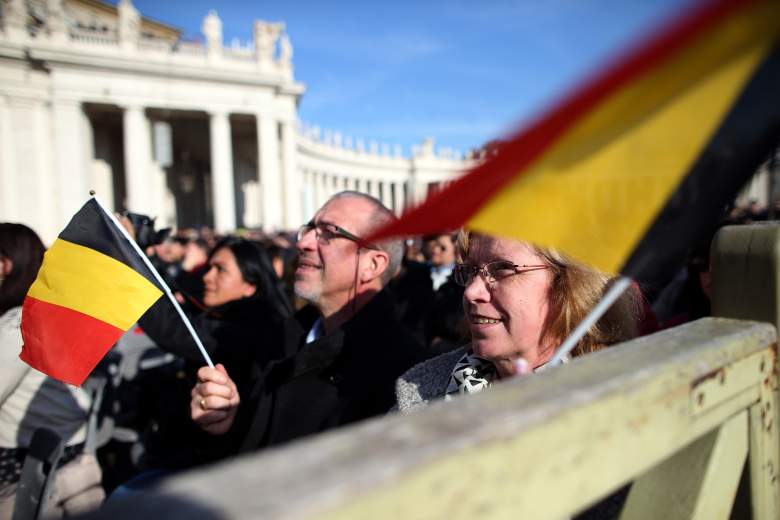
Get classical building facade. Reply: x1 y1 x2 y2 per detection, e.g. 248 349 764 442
0 0 473 242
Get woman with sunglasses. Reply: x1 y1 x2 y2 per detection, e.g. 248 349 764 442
396 231 640 407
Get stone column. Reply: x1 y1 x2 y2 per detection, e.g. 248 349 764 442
302 176 315 222
393 181 404 215
123 105 154 214
257 112 282 229
310 172 320 212
209 110 236 232
379 180 392 209
280 121 302 228
368 178 379 200
404 179 415 208
53 99 92 222
318 172 329 209
330 175 339 199
34 101 60 240
0 96 18 222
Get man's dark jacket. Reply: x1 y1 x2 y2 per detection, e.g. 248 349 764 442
209 288 426 457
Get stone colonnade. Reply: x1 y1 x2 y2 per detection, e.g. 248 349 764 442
118 104 299 232
301 170 408 216
296 131 469 221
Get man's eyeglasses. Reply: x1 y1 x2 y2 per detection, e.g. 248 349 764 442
297 220 378 250
453 261 550 286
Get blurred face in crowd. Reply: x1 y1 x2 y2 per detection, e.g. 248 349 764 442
184 241 208 267
294 196 377 316
425 234 455 267
202 247 257 307
0 254 11 286
155 239 185 263
461 234 554 377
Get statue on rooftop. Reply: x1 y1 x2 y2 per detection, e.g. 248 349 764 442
3 0 28 34
254 20 283 66
45 0 68 41
202 10 223 53
279 33 293 68
117 0 140 46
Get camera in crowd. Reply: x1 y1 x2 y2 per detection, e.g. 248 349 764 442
123 212 171 251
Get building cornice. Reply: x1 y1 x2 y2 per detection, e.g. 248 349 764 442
0 40 305 96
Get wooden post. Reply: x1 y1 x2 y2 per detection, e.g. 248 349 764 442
711 223 780 329
711 222 780 518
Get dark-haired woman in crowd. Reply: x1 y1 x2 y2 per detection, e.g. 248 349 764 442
133 237 292 470
0 223 104 517
141 237 292 379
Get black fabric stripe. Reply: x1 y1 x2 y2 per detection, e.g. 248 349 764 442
621 40 780 287
58 199 161 288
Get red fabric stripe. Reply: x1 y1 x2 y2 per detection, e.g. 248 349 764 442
20 296 124 386
369 0 754 241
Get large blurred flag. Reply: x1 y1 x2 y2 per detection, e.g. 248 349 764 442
371 0 780 287
21 199 163 385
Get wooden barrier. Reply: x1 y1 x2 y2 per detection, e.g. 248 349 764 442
95 318 777 519
90 223 780 519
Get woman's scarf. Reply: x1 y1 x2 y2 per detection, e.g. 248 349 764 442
444 349 497 401
444 348 570 401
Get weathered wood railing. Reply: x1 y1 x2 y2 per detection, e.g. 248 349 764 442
93 224 780 519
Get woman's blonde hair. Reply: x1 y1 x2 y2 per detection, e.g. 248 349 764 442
456 231 640 357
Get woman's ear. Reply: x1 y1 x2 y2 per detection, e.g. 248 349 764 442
243 283 257 298
360 250 389 284
1 257 13 277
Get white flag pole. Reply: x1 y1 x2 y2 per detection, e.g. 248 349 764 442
91 193 215 369
547 276 632 367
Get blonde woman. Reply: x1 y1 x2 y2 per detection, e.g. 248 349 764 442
396 231 639 410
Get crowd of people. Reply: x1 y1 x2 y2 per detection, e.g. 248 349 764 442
0 191 765 518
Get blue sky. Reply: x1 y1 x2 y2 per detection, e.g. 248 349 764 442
123 0 699 156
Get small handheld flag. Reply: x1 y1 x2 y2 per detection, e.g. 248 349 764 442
20 197 212 386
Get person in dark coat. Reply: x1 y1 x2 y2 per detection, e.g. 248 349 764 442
140 237 292 385
133 237 292 469
190 192 426 457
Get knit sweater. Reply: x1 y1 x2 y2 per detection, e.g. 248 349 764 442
0 307 90 448
394 345 467 413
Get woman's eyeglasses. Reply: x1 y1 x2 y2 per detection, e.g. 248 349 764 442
297 220 378 250
453 261 550 286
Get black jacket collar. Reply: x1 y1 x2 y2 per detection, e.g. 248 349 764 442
280 288 397 379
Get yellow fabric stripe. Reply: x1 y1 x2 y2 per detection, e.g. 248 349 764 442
27 239 162 330
468 1 779 274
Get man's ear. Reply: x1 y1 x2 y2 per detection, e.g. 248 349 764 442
360 250 389 284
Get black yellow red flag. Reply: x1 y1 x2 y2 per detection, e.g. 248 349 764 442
20 199 163 385
370 0 780 287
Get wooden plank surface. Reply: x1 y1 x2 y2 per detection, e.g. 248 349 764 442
620 410 748 520
91 318 776 519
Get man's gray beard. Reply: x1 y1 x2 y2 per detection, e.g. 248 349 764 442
293 279 320 305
